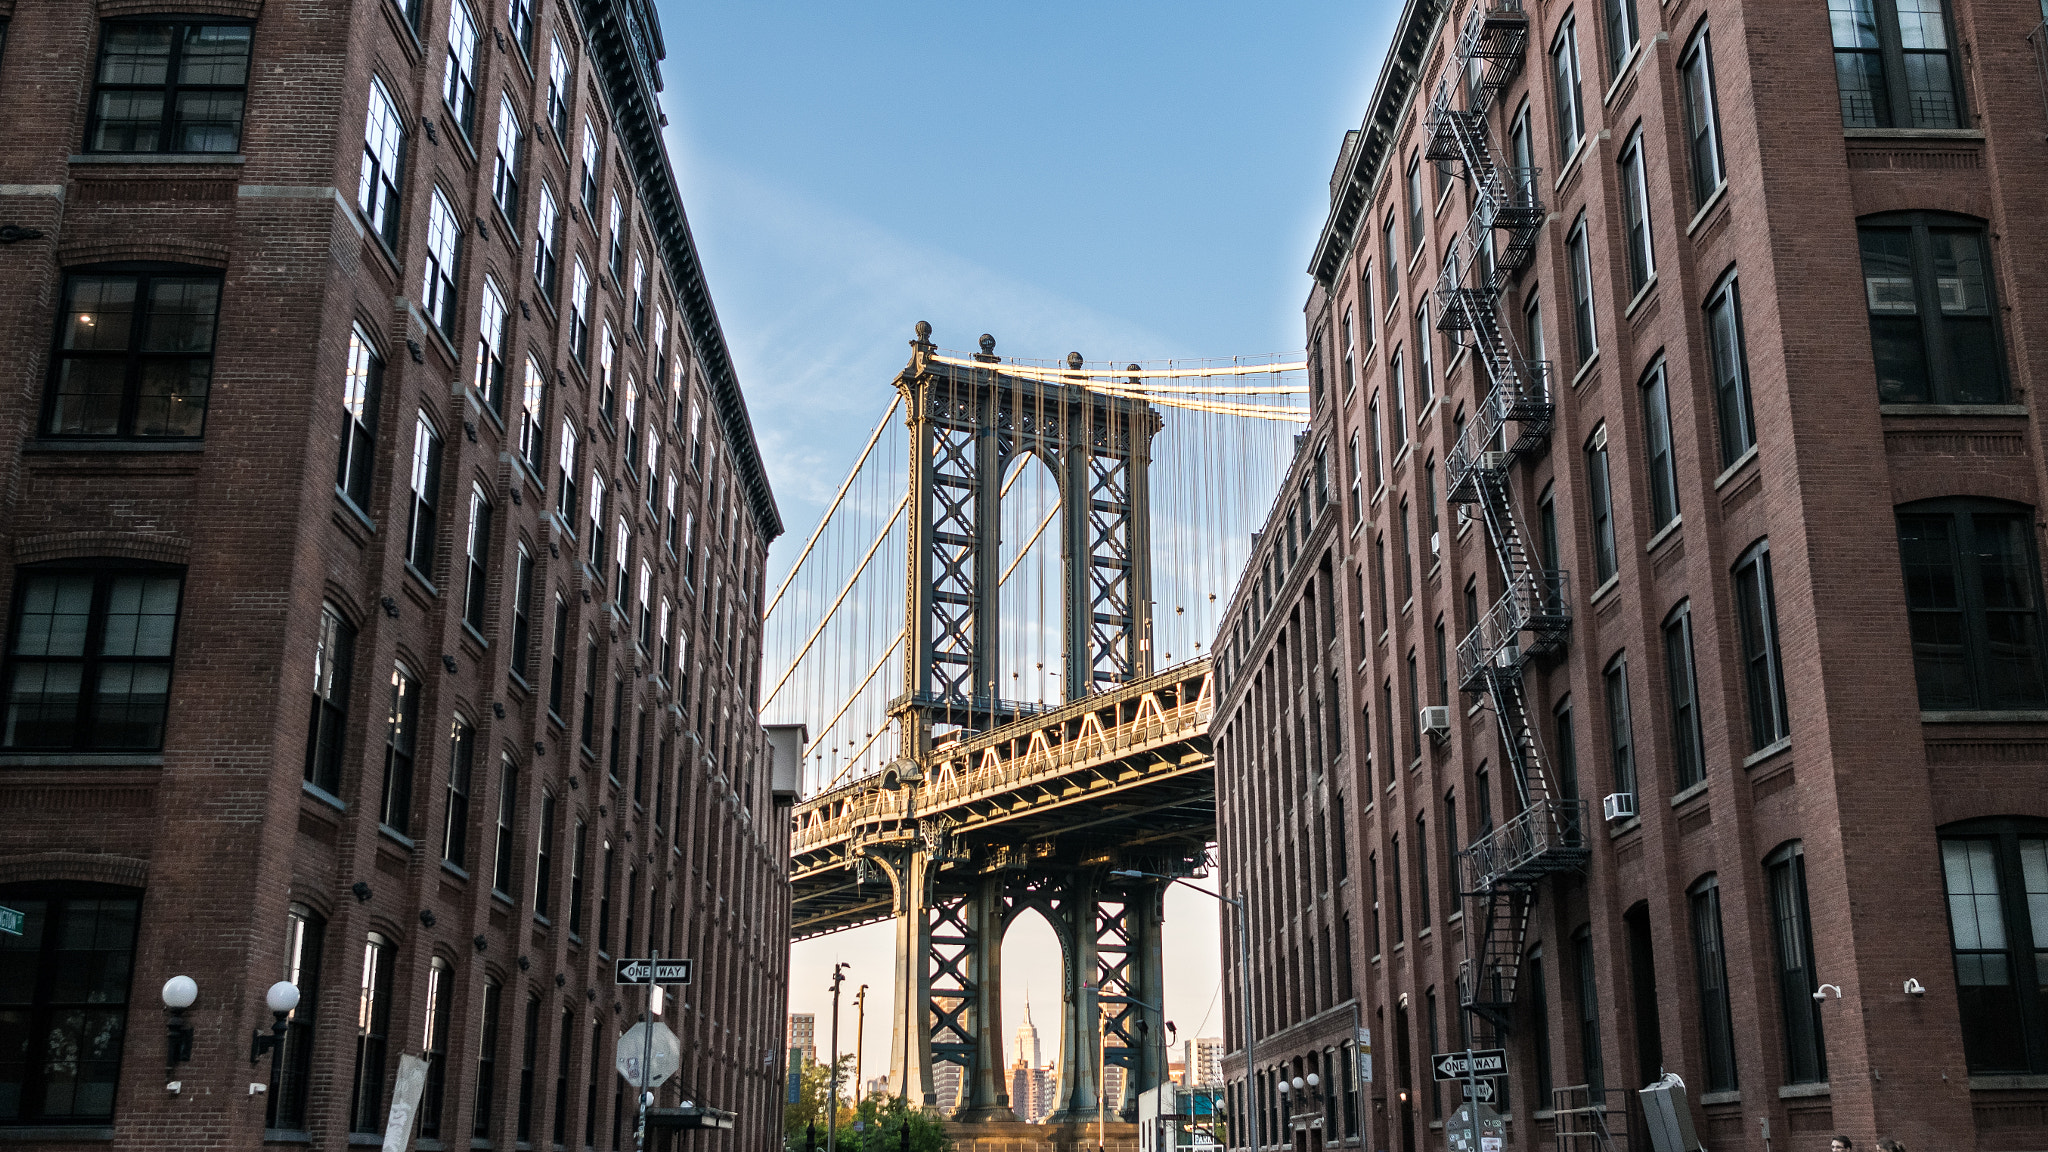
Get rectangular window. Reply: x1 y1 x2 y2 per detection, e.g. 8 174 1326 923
547 593 568 718
405 414 443 577
1663 603 1706 790
1706 273 1756 467
349 934 395 1132
418 959 451 1137
379 664 420 833
580 117 600 217
510 546 535 680
1940 829 2048 1073
567 818 587 936
1690 878 1739 1090
3 566 184 751
1414 813 1431 929
547 37 570 140
1389 350 1408 452
1861 217 2003 405
517 995 540 1142
555 418 579 523
608 192 625 282
1342 305 1357 396
472 979 502 1140
304 603 355 792
1554 697 1580 801
1384 211 1400 304
492 94 522 222
1619 130 1656 296
88 21 251 153
507 0 533 55
0 888 142 1124
599 325 619 421
359 77 405 246
423 189 461 336
1390 832 1406 941
271 903 324 1130
587 471 607 570
1573 929 1605 1096
1768 845 1828 1083
1552 17 1586 158
1681 30 1727 208
1604 0 1640 77
569 259 591 365
533 181 560 298
1642 362 1679 528
493 754 518 895
1734 541 1792 745
335 326 383 508
1604 653 1636 802
443 715 473 867
534 789 555 917
580 634 597 751
1406 152 1424 259
475 279 507 413
441 2 478 134
1831 0 1960 128
1897 505 2048 711
47 270 220 440
516 358 548 477
1367 398 1385 489
631 255 647 334
1568 214 1597 366
1414 302 1434 411
1587 428 1617 584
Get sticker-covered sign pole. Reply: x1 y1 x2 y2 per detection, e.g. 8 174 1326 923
1466 1048 1479 1152
635 948 659 1151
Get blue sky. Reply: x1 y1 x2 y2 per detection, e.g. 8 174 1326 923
652 0 1399 1097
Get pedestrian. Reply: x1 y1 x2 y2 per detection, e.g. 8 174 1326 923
1830 1138 1853 1152
1876 1141 1906 1152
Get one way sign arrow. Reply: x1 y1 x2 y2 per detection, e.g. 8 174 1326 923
615 957 693 985
1431 1048 1507 1081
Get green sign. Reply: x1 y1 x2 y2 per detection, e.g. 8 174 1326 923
0 905 22 936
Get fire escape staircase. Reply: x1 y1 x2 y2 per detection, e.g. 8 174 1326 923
1427 0 1589 1035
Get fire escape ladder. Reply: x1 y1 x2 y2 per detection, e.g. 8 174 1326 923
1429 0 1590 1030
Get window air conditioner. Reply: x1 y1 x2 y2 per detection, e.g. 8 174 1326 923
1419 705 1451 739
1430 531 1441 556
1603 792 1636 821
1481 451 1512 472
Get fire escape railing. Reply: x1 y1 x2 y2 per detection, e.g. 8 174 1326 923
1426 0 1589 1034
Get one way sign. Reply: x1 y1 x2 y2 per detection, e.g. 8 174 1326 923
1432 1048 1507 1081
615 957 693 985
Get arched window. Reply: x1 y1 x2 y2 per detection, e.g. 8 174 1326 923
1688 875 1739 1090
1896 498 2048 711
1765 843 1826 1083
0 882 143 1125
1859 211 2004 405
1939 817 2048 1073
271 902 326 1130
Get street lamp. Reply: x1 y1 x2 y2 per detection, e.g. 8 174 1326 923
249 980 301 1099
162 976 197 1081
1109 869 1259 1152
827 963 850 1152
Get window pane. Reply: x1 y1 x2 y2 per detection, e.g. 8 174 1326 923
5 664 83 749
1974 514 2047 708
172 91 245 152
98 25 172 84
14 576 93 658
134 360 210 438
1895 0 1957 127
1931 230 1999 402
1944 839 2028 1071
142 279 219 352
1829 0 1887 126
100 575 181 656
178 25 251 85
63 278 137 351
91 662 172 747
1861 228 1927 402
92 92 164 152
49 362 126 438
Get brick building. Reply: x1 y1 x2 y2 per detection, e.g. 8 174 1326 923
0 2 791 1150
1215 0 2048 1149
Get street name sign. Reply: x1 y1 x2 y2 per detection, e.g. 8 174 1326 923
1460 1080 1497 1103
0 905 21 936
615 957 692 985
1432 1049 1507 1081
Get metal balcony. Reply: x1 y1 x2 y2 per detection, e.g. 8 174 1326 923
1444 367 1553 502
1457 797 1589 895
1455 567 1571 690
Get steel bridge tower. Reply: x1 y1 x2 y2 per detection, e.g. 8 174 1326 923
1425 0 1590 1043
856 324 1178 1126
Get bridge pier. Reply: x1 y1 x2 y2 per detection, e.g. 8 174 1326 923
956 873 1016 1121
1044 871 1102 1125
873 843 937 1108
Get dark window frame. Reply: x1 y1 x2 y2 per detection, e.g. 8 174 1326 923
85 19 252 155
1705 268 1756 468
0 882 143 1127
1859 211 2007 405
1897 498 2048 712
2 562 185 753
1766 842 1828 1084
1939 816 2048 1074
1689 874 1740 1090
44 265 222 441
1663 600 1706 790
1734 539 1792 747
1830 0 1964 129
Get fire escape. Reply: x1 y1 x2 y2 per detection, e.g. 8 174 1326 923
1427 0 1589 1035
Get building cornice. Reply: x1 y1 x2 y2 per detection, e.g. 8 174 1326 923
578 0 784 543
1307 0 1447 288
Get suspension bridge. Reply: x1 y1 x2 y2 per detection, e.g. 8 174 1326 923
763 326 1305 1126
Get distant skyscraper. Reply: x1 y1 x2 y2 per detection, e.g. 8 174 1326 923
1016 1002 1043 1071
788 1013 818 1067
933 1062 964 1115
1188 1037 1223 1087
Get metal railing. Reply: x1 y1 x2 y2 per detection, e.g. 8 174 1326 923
1455 568 1570 688
1457 798 1588 894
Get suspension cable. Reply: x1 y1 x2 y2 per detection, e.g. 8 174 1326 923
764 393 901 621
760 490 909 708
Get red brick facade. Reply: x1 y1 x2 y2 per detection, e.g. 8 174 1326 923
1216 0 2048 1149
0 2 790 1150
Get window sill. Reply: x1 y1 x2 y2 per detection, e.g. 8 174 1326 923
347 1135 385 1146
1843 127 1985 140
1669 779 1708 808
1588 574 1620 606
335 491 378 533
1713 444 1760 490
1685 183 1730 237
442 860 470 882
1743 737 1792 770
378 824 416 851
70 152 245 165
0 752 164 767
0 1127 116 1142
24 438 203 453
1553 135 1593 193
1878 402 2026 417
405 563 439 598
264 1129 314 1144
1608 814 1641 838
1623 277 1658 319
303 780 346 811
1777 1081 1830 1099
1923 710 2048 723
1645 516 1682 555
1698 1090 1740 1106
462 620 491 649
1603 41 1646 106
1969 1074 2048 1090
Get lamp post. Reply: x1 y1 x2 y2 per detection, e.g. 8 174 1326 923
162 976 197 1083
853 984 868 1103
1109 869 1258 1152
828 963 849 1152
248 980 301 1103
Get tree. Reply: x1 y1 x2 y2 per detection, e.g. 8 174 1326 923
844 1094 951 1152
784 1054 856 1149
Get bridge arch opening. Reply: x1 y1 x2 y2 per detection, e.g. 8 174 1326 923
999 902 1067 1123
998 450 1064 708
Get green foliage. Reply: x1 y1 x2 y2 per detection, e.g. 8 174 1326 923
842 1094 952 1152
783 1054 856 1148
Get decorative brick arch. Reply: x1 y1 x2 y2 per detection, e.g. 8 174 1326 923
98 0 264 18
13 529 191 566
56 239 231 270
0 850 148 890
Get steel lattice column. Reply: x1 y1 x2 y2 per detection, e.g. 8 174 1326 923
1119 878 1169 1122
1041 872 1103 1124
868 843 936 1106
956 873 1017 1121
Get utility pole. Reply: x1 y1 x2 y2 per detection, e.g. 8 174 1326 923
854 984 869 1104
829 963 849 1152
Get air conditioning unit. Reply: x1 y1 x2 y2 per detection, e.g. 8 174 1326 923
1494 643 1519 668
1481 451 1512 472
1430 531 1441 556
1603 792 1636 822
1419 706 1451 739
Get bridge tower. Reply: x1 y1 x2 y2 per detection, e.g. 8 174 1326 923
869 324 1172 1125
1426 0 1590 1051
